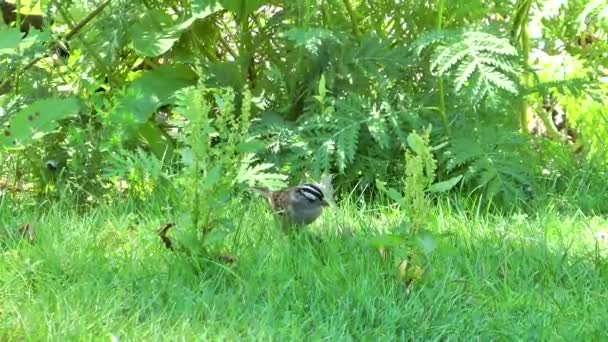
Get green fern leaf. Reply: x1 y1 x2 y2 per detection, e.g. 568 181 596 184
336 121 360 173
454 59 479 91
414 28 520 106
367 110 390 149
442 125 533 204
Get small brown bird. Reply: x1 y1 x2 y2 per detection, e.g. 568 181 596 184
251 176 334 230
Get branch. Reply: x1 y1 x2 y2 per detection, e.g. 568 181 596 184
342 0 360 38
0 0 112 93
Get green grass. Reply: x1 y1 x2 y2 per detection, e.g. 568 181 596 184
2 197 608 340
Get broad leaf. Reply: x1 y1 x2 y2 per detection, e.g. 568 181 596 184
415 231 438 256
123 64 197 122
0 28 22 55
429 175 463 193
407 133 426 155
1 98 80 147
137 121 174 160
131 4 224 57
191 0 224 19
15 0 43 15
237 139 266 153
131 11 181 57
376 180 403 203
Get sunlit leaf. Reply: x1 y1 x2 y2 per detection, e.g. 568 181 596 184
191 0 224 19
123 64 197 122
131 11 181 57
0 28 22 54
137 121 174 160
130 5 222 58
1 98 80 147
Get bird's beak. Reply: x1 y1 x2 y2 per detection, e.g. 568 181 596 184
321 200 330 207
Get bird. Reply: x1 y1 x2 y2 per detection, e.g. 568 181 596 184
250 175 334 231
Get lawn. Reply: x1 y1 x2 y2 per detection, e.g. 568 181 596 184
2 198 607 340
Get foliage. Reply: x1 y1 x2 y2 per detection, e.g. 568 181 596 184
0 0 607 210
442 119 535 206
413 29 521 108
373 128 460 288
0 97 80 147
169 81 286 255
3 0 608 339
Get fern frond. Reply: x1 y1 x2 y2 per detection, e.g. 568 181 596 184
414 28 521 107
336 119 361 173
442 125 534 204
367 105 391 149
432 44 470 76
413 30 453 56
313 140 335 175
454 59 479 91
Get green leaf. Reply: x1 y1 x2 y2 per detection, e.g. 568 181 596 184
336 120 360 173
207 61 245 90
318 74 326 100
15 0 43 15
205 165 224 188
203 228 229 248
0 28 22 55
376 180 403 203
236 139 266 153
236 154 287 189
137 121 174 160
1 98 80 147
429 175 463 193
220 0 267 18
430 141 449 151
281 27 336 54
367 234 407 249
19 29 50 50
191 0 225 19
123 64 197 122
130 4 223 57
407 133 426 155
415 231 438 256
131 11 181 57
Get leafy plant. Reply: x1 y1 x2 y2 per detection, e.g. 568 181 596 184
413 29 521 108
169 80 286 256
372 127 460 291
441 119 535 207
0 97 80 147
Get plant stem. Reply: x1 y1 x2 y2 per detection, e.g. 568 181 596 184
237 7 254 89
342 0 360 38
436 0 449 135
516 0 532 132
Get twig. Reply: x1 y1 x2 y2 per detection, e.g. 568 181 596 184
158 223 175 250
0 0 112 92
